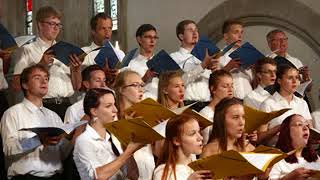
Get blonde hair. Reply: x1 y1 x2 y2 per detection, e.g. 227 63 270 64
157 71 184 108
114 70 140 118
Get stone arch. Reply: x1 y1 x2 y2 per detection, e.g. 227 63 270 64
197 0 320 56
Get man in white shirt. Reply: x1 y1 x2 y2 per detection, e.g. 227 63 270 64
1 64 73 180
244 57 277 110
81 13 125 70
123 24 159 99
170 20 219 110
11 6 82 119
220 19 253 99
64 65 106 124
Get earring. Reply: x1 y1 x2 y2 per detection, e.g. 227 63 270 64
92 116 98 122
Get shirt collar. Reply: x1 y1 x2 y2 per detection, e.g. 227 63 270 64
273 91 299 103
22 98 44 113
36 37 56 51
256 85 270 96
90 42 101 49
179 47 192 54
86 124 110 142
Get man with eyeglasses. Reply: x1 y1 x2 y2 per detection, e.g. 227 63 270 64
11 6 81 119
266 29 310 83
244 57 277 110
122 24 159 99
170 20 219 111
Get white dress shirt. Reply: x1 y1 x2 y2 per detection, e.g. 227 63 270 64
0 98 72 179
153 164 194 180
170 47 211 102
244 85 271 110
0 57 8 90
312 110 320 130
73 125 125 180
269 157 320 180
133 144 155 180
126 54 159 100
199 106 214 145
220 48 253 99
260 92 312 146
64 98 84 124
269 53 304 69
13 37 74 98
81 42 125 70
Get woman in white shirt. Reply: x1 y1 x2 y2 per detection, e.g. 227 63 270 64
73 88 142 180
114 70 155 180
199 69 233 144
202 97 255 156
259 64 312 146
269 114 319 180
153 114 211 180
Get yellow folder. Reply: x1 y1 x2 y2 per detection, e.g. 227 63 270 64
104 117 164 146
124 98 212 128
124 98 176 127
244 105 290 133
189 146 288 179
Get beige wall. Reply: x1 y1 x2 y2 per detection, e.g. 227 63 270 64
126 0 227 53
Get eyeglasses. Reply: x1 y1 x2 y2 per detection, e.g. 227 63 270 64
184 28 199 34
41 21 63 29
290 122 309 128
142 35 159 40
261 70 277 75
123 82 145 89
271 37 288 42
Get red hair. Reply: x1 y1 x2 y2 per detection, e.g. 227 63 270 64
156 114 197 180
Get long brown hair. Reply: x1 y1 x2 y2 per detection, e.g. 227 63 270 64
209 97 244 151
276 114 318 163
156 114 197 180
157 71 184 108
113 70 140 118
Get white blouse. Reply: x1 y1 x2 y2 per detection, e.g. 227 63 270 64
199 106 215 145
153 164 194 180
269 157 320 180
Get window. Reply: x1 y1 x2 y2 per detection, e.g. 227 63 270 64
26 0 32 35
110 0 118 31
93 0 105 14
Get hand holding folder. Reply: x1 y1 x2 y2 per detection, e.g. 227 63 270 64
244 105 290 133
191 35 237 60
189 145 289 179
104 118 164 146
229 42 265 68
94 40 121 69
45 41 87 65
146 49 181 74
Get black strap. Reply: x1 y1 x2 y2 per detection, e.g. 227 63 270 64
106 130 120 156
